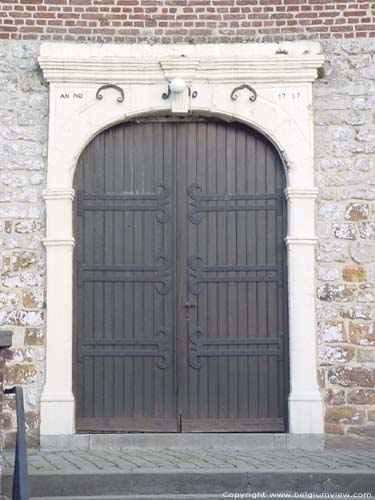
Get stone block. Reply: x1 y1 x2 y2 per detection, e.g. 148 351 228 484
324 388 346 406
349 322 375 346
3 252 37 272
359 221 375 239
317 284 356 302
318 203 345 221
318 266 340 281
319 345 355 365
349 425 375 437
332 223 356 240
328 366 375 387
24 328 44 346
348 389 375 405
4 363 38 385
325 407 364 425
318 321 346 343
342 266 366 282
350 241 375 263
345 203 369 221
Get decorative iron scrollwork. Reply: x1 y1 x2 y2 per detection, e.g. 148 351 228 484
77 255 171 295
187 183 283 225
187 255 282 295
231 84 257 102
77 183 170 224
78 327 171 369
96 84 125 103
162 85 197 99
188 327 281 369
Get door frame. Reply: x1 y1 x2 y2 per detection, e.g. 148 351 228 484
39 41 324 436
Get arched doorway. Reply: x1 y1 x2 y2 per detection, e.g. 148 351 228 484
73 118 289 432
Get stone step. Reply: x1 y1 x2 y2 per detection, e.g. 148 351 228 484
3 470 375 498
40 433 324 451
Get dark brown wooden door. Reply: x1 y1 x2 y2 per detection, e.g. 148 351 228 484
73 119 288 432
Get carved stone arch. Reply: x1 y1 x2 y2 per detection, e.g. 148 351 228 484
39 42 324 435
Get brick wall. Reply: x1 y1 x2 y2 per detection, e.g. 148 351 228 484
0 1 374 43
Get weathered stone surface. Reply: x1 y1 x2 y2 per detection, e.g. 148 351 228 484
318 203 345 221
349 322 375 346
24 328 44 346
0 292 19 307
317 369 325 390
357 350 375 362
1 413 14 431
317 284 356 302
358 222 375 239
4 363 38 385
22 288 44 308
342 266 366 282
3 252 36 272
357 290 375 303
15 220 44 234
318 322 346 343
319 346 355 365
355 158 373 171
337 188 375 201
332 223 356 240
328 367 375 387
0 310 44 327
349 425 375 437
318 266 340 281
345 203 369 221
324 423 345 435
350 241 375 263
325 407 364 425
2 272 43 288
12 42 39 59
320 159 351 171
344 111 369 126
348 389 375 405
324 389 346 406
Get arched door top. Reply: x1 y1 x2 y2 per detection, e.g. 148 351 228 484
39 42 324 435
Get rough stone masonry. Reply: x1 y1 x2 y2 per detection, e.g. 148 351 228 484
1 35 375 445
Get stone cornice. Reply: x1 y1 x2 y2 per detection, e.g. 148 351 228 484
42 189 75 201
43 238 75 248
285 187 320 200
39 42 324 84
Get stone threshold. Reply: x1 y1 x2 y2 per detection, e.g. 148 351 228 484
40 433 325 451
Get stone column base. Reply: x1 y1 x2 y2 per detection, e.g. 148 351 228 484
41 396 75 435
289 393 324 434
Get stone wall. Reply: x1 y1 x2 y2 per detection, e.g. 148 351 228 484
0 41 47 448
315 39 375 439
0 38 375 445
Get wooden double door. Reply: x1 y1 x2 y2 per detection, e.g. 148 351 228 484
73 119 289 432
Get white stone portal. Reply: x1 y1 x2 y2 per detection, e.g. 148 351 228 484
38 41 325 435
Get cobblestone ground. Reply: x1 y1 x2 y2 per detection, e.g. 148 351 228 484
2 449 375 473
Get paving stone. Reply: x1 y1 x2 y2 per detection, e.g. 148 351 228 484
3 449 375 474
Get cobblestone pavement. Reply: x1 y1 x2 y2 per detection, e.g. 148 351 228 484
2 449 375 473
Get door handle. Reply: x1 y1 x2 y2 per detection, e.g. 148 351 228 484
184 302 197 319
184 302 197 310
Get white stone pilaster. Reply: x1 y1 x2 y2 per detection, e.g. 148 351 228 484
41 190 75 435
286 189 324 434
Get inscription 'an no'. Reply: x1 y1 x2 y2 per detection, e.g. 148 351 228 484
60 93 84 99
